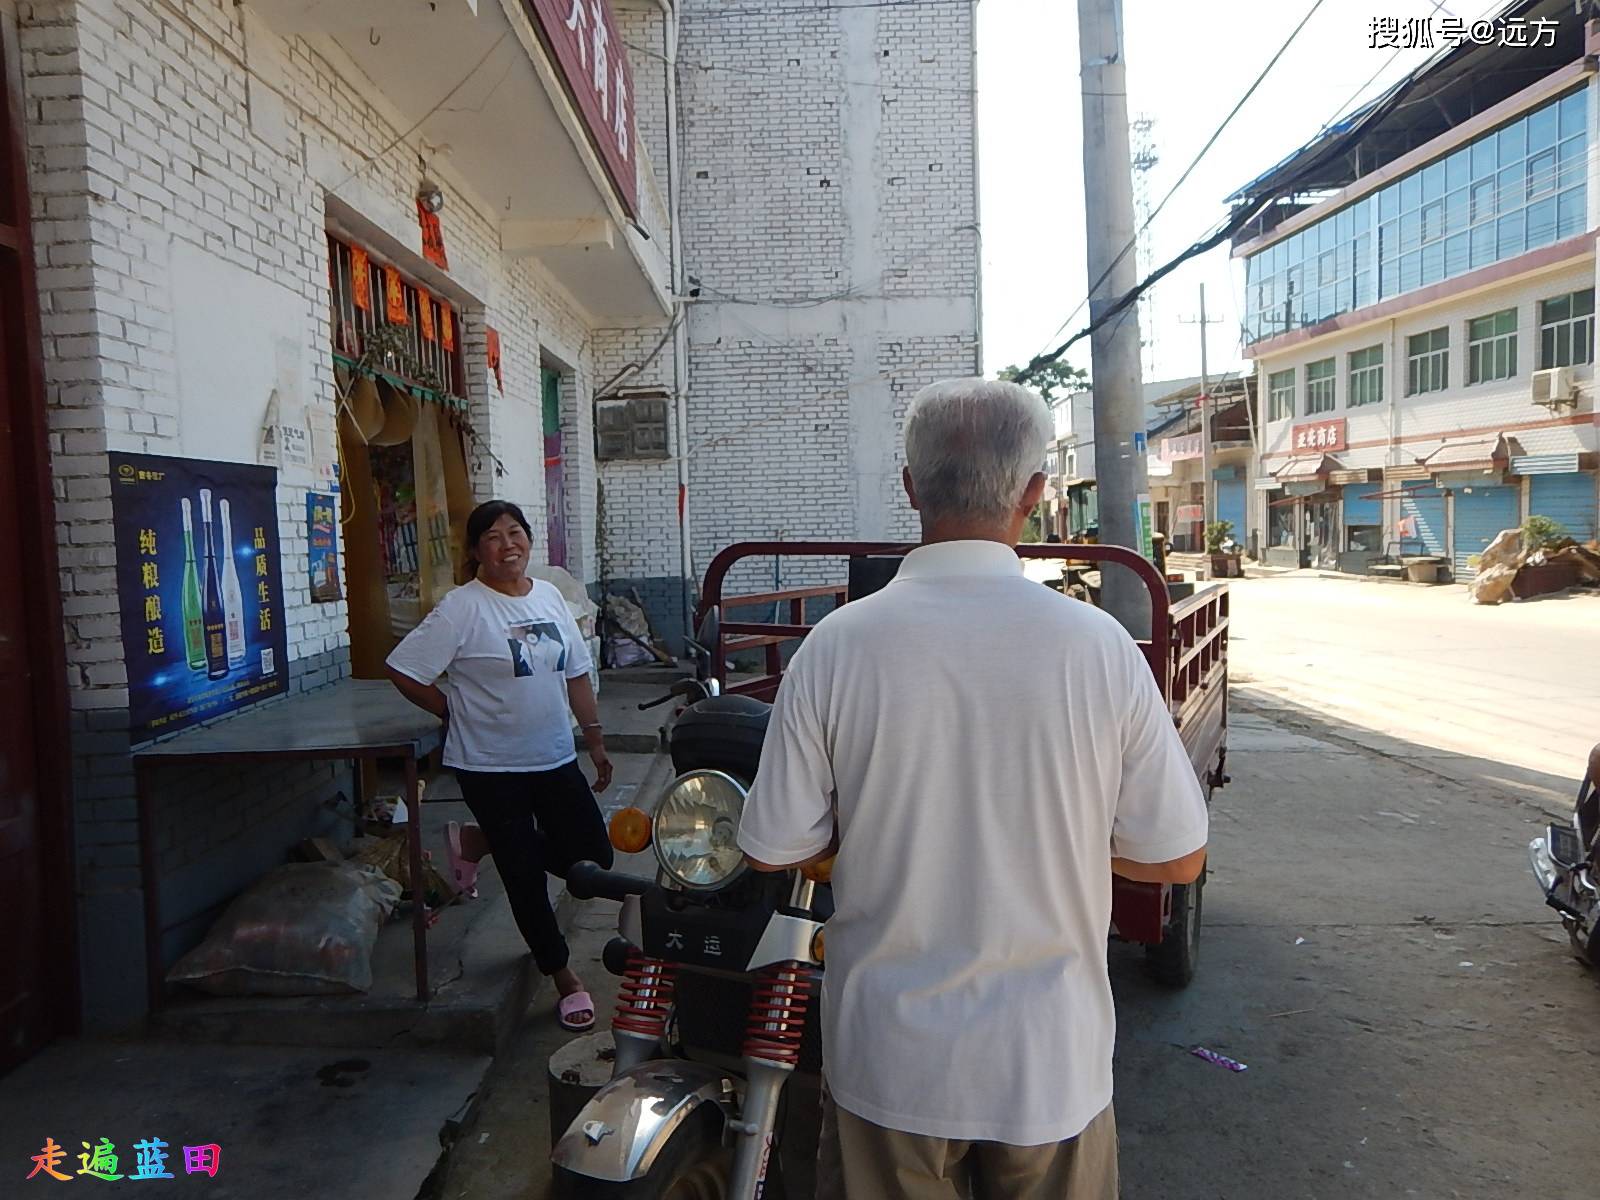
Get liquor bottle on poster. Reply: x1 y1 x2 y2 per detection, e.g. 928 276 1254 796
179 497 205 672
219 498 246 668
198 488 228 681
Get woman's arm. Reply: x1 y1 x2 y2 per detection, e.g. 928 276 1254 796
385 665 448 719
566 672 612 792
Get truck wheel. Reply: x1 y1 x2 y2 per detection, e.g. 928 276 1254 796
1144 864 1204 988
552 1104 731 1200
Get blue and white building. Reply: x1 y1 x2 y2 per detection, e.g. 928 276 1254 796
1230 3 1598 575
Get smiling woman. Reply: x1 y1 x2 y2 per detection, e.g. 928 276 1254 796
384 498 616 1030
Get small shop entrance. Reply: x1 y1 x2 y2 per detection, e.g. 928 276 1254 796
328 234 472 677
1308 495 1339 570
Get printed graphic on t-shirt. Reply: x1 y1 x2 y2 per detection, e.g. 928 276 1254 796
507 620 567 676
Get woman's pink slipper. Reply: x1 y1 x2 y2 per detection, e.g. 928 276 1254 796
558 990 596 1033
445 821 479 900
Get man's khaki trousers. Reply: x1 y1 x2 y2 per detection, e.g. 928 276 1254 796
815 1088 1118 1199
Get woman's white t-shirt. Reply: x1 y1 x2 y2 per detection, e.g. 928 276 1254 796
386 577 593 772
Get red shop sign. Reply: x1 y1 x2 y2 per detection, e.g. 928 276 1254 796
1291 418 1346 455
525 0 638 218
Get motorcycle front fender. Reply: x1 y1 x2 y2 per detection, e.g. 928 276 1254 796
551 1060 739 1183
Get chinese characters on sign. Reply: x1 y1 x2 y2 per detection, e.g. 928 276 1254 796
1174 504 1206 523
27 1136 222 1182
1160 433 1204 462
1290 419 1347 455
1368 14 1558 50
528 0 637 216
110 454 288 742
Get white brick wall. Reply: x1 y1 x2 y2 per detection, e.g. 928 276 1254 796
675 0 982 593
15 0 678 1020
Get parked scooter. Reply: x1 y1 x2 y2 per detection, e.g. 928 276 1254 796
1528 742 1600 966
551 609 829 1199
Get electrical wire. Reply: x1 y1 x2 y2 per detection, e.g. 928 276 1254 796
1018 0 1330 381
625 38 977 96
326 32 515 196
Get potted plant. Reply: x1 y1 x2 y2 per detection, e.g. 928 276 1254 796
1513 514 1578 599
1205 520 1240 579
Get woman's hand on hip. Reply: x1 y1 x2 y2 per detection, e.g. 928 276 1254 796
587 743 613 793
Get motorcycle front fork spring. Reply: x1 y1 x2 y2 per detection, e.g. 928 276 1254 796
743 960 814 1067
612 952 678 1040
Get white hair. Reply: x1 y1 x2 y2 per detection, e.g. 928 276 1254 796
903 378 1052 522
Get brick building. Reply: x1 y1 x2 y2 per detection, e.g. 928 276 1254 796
0 0 980 1063
1230 5 1599 574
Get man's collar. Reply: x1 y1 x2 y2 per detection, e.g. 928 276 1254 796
894 540 1023 582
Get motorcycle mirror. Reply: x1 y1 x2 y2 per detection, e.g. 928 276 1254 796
695 606 721 652
691 607 721 678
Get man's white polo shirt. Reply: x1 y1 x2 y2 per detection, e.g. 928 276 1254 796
738 539 1208 1146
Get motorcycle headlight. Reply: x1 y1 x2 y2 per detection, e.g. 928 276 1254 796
653 769 749 891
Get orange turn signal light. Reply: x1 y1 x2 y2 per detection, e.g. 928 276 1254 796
811 927 825 964
801 855 836 884
609 806 653 854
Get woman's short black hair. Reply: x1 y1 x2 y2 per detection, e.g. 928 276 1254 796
464 500 533 573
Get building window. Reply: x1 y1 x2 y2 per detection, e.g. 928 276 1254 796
1268 368 1296 422
1466 308 1518 384
1348 345 1384 407
1406 327 1449 395
1305 358 1336 414
1243 86 1587 343
327 234 464 396
1538 288 1595 368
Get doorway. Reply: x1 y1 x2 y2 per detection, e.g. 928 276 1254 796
542 367 567 568
0 16 74 1073
1309 496 1338 570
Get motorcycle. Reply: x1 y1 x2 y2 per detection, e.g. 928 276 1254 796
550 608 829 1199
1528 742 1600 966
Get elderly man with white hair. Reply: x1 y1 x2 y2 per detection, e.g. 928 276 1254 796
737 378 1209 1199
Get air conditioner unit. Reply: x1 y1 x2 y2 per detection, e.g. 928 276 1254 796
1531 367 1577 409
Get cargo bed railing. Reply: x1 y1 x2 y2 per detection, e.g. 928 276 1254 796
698 541 1191 704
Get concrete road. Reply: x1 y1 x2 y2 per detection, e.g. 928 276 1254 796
436 699 1600 1199
1228 573 1600 801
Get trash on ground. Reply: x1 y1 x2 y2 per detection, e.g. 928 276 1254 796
1190 1046 1248 1072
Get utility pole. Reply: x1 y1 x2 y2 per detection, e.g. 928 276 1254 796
1078 0 1149 635
1180 285 1224 531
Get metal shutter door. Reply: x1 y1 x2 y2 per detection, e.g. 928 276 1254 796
1216 478 1246 540
1452 485 1520 578
1529 472 1597 542
1399 481 1446 556
1342 483 1381 527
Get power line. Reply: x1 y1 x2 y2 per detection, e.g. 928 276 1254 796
624 38 976 96
1020 0 1330 379
327 32 515 196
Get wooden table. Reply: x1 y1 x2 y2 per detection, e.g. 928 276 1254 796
132 679 444 1009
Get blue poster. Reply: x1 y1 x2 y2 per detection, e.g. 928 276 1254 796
110 452 289 742
307 492 341 603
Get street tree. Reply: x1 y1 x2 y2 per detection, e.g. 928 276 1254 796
998 361 1090 408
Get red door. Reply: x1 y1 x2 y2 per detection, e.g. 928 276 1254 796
0 18 73 1073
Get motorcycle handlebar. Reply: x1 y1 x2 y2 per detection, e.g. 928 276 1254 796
567 860 654 902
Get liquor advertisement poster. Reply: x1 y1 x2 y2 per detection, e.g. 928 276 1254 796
110 453 289 742
307 491 341 603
